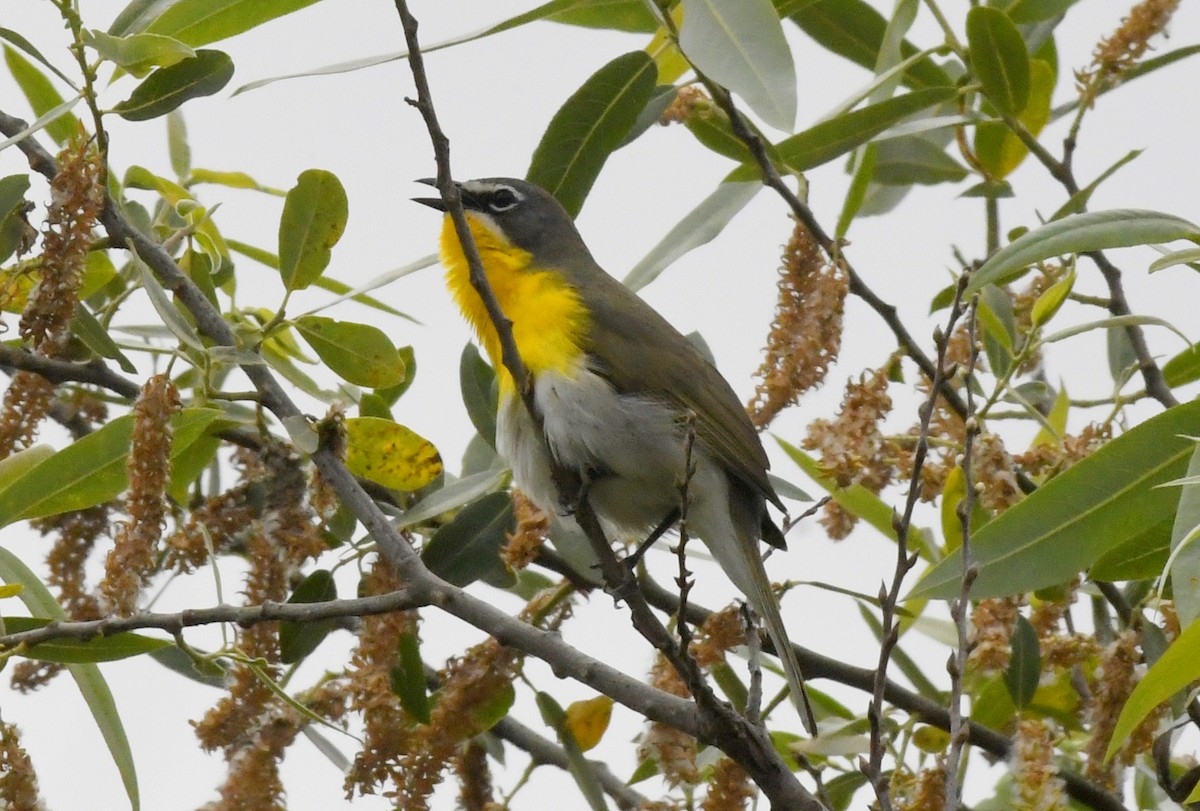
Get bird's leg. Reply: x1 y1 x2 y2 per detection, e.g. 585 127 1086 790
560 466 602 517
623 507 681 570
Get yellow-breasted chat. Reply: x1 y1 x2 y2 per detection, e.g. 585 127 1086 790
415 177 812 729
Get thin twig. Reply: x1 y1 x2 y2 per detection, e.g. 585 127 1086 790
944 293 981 809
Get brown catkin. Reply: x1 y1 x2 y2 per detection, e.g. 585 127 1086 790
0 721 43 811
1078 0 1181 102
101 375 181 615
748 219 847 428
20 138 103 355
345 559 418 798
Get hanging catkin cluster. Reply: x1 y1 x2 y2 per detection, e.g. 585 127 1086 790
748 218 846 429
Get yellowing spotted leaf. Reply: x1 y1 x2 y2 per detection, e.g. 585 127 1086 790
564 695 613 752
344 417 442 491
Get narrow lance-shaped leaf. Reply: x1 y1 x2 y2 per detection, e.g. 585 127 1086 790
0 548 141 810
623 181 760 291
966 6 1030 117
1169 445 1200 626
0 617 171 663
526 51 657 217
911 399 1200 600
783 0 952 90
112 50 234 121
3 45 81 144
0 408 221 527
726 87 957 180
278 169 348 291
1106 615 1200 762
680 0 797 131
966 209 1200 294
142 0 324 46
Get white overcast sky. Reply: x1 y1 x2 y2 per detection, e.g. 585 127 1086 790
2 1 1199 808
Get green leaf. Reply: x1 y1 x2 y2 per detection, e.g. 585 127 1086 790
2 617 171 663
0 444 52 496
421 492 515 588
1004 0 1081 23
1050 150 1141 220
778 439 910 546
623 182 760 291
684 105 754 163
3 46 81 144
1090 519 1171 581
1164 343 1200 387
911 400 1200 600
543 0 658 32
142 0 325 46
966 7 1030 117
1004 615 1040 708
137 259 205 350
460 343 499 448
389 631 430 724
294 315 405 389
112 50 234 121
166 110 191 177
974 57 1054 179
835 143 877 239
1149 247 1200 274
785 0 952 90
679 0 797 130
278 169 348 291
82 30 196 77
871 136 966 185
1106 615 1200 761
728 87 957 179
0 408 220 527
279 569 337 664
1169 445 1200 626
394 466 509 531
0 548 140 809
966 209 1200 294
0 173 32 264
526 51 657 217
1030 267 1074 327
70 306 139 374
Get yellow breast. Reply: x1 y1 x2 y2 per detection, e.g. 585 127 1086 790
440 214 590 393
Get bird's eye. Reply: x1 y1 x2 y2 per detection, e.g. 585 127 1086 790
488 187 519 212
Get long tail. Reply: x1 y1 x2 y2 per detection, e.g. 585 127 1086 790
706 530 817 735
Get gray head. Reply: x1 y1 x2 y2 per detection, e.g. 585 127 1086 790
414 177 594 268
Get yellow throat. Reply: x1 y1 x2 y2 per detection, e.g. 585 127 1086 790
440 213 590 393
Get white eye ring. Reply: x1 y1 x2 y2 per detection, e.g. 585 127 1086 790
488 186 520 212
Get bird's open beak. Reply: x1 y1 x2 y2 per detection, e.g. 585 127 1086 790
412 177 446 211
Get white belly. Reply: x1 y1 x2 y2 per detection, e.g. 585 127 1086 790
496 362 739 547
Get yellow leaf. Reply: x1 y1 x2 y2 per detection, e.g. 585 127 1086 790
564 695 613 752
0 583 23 598
974 59 1055 179
344 417 442 491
